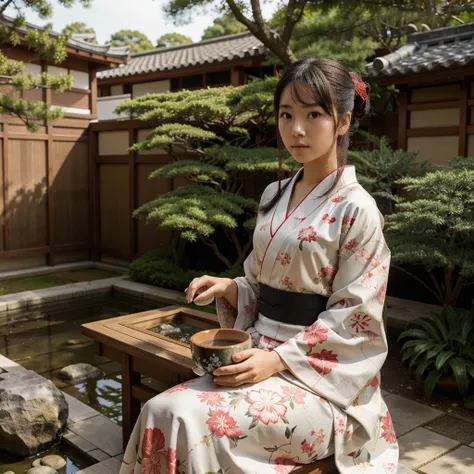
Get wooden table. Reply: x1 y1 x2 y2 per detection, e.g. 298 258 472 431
82 305 337 474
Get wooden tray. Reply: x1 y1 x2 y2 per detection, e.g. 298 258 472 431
119 306 219 348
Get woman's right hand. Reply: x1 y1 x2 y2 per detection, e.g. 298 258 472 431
185 275 234 304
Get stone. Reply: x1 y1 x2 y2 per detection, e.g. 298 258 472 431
65 339 83 346
32 459 42 467
26 468 58 474
397 427 459 469
2 471 16 474
0 370 68 457
57 363 101 383
41 455 66 470
420 445 474 474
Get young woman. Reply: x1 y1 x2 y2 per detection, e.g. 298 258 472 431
120 57 399 474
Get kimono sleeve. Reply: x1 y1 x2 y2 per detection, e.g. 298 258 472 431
215 184 274 331
274 204 390 409
215 248 260 331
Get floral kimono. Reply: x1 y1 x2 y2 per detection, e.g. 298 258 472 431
120 165 399 474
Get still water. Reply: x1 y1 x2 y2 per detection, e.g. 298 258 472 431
0 293 166 424
0 293 169 471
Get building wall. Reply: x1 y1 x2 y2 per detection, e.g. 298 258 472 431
399 81 474 164
132 80 170 97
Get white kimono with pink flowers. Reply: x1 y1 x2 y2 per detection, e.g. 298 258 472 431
120 165 399 474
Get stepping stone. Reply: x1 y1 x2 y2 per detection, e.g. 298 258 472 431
420 445 474 474
398 427 459 469
74 457 122 474
384 393 442 435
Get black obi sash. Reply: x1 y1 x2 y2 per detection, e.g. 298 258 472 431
257 283 329 326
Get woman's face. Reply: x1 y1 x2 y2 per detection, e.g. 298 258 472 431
278 82 350 165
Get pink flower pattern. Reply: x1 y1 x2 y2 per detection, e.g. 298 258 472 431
303 321 329 347
206 410 242 438
322 213 337 224
198 392 225 407
281 385 307 405
377 283 387 305
341 215 356 233
276 252 291 266
301 440 315 455
141 428 166 474
350 313 371 333
306 349 339 375
272 455 297 474
344 238 359 252
247 389 287 425
259 222 270 231
381 412 397 444
281 276 294 289
332 195 345 203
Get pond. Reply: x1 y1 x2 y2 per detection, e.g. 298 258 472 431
0 442 91 474
0 292 168 426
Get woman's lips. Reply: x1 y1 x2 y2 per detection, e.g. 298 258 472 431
291 145 310 150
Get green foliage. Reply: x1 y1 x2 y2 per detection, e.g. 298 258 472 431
119 77 285 268
156 32 192 48
385 157 474 306
109 29 153 53
129 249 204 291
133 186 256 244
129 249 243 291
0 0 91 129
398 307 474 399
347 132 430 214
201 13 247 40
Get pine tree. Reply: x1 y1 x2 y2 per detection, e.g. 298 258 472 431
0 0 92 130
115 79 299 269
385 157 474 307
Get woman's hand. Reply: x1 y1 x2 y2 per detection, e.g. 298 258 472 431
213 349 288 387
185 275 234 304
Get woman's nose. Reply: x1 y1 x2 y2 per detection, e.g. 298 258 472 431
292 122 305 137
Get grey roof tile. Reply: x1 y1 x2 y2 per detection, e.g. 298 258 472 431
97 31 266 80
0 13 130 60
367 22 474 78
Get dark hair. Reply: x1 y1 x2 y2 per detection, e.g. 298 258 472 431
259 56 370 214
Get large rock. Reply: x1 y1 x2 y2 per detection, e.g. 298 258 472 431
0 369 68 457
57 363 101 383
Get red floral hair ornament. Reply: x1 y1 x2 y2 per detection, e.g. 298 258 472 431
350 73 368 102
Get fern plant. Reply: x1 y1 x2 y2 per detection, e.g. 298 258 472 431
398 307 474 399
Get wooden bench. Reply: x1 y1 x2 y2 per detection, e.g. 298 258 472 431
82 305 338 473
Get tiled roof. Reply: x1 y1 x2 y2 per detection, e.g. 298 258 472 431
97 32 267 80
367 22 474 78
0 14 130 59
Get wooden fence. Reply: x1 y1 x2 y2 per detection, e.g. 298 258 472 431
0 113 92 272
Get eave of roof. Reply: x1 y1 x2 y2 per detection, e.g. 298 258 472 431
97 31 266 80
367 22 474 81
0 13 130 62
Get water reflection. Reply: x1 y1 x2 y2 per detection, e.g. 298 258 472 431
0 441 91 473
0 294 165 428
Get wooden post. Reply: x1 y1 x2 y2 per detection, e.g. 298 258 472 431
89 128 100 261
398 86 408 150
90 67 97 117
46 121 55 266
1 119 9 250
459 81 468 156
129 124 136 260
122 355 141 450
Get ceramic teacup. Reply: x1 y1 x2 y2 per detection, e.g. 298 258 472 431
190 328 252 376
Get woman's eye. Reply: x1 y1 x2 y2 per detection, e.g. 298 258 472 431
309 111 320 118
279 112 291 119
